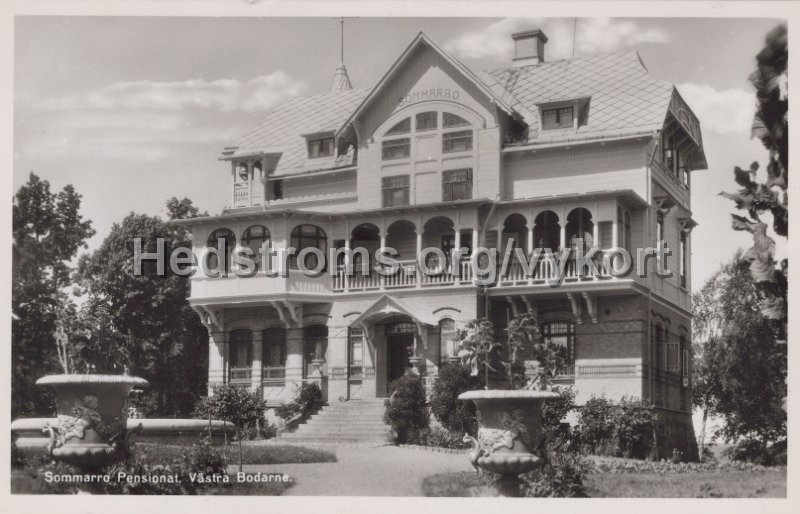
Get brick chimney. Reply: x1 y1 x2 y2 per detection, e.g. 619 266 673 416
511 29 548 67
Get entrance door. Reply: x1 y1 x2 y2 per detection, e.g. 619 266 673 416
385 321 417 394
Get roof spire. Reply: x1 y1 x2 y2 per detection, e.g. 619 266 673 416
329 17 353 93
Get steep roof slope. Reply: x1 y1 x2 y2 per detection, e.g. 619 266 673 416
480 51 675 142
228 88 368 176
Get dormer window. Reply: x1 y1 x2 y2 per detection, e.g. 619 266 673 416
541 106 574 130
308 137 334 158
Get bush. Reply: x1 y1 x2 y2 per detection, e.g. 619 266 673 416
723 439 787 466
410 426 470 449
522 449 592 497
384 374 429 443
541 386 577 447
181 437 227 477
429 363 481 435
274 382 322 423
615 396 656 459
576 396 616 454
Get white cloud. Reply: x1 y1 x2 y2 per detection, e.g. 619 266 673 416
677 83 755 135
37 71 308 112
444 17 670 61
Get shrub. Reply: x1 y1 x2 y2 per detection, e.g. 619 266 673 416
541 386 577 447
522 449 592 497
181 437 227 477
384 374 429 443
274 382 322 423
723 438 787 466
615 396 656 459
192 383 267 471
429 363 481 435
410 426 470 449
576 396 616 454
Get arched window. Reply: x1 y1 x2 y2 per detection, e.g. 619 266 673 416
206 228 235 274
242 225 270 269
541 321 575 377
534 211 560 251
262 327 287 382
290 224 327 270
228 329 252 382
303 325 328 378
502 213 528 256
438 318 457 365
443 112 469 128
566 208 593 251
416 111 437 131
654 324 664 371
386 118 410 135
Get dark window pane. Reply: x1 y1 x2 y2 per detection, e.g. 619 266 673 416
416 111 437 131
386 118 411 135
382 138 411 160
443 112 469 128
442 130 473 153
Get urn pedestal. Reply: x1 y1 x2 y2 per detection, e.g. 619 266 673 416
37 374 149 472
459 390 560 497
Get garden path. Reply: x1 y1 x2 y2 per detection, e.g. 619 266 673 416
237 445 473 496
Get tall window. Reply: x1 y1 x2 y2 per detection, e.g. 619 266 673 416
242 225 270 269
618 207 632 253
206 228 235 274
656 211 665 248
681 335 690 381
382 175 410 207
654 324 664 371
442 130 473 153
542 106 574 130
665 331 680 373
566 208 594 251
271 180 283 200
348 328 365 377
442 168 473 201
416 111 437 131
262 327 286 382
229 329 253 381
308 137 334 158
439 318 457 365
541 321 575 376
662 124 678 173
382 138 411 160
290 224 327 270
304 325 328 378
679 231 688 288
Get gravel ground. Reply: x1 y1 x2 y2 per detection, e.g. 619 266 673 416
236 444 474 496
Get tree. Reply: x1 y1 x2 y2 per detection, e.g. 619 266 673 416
12 173 95 416
692 254 787 455
721 24 787 336
192 384 267 471
75 199 208 416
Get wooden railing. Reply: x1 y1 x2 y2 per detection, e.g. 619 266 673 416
229 367 252 383
233 183 249 208
333 258 473 292
262 366 286 385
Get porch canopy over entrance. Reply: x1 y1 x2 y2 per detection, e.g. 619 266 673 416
350 294 437 334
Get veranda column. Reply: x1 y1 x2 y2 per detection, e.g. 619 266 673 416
343 238 351 293
454 229 461 277
285 326 305 388
252 332 263 391
326 325 349 401
612 211 620 271
416 231 423 287
559 225 566 250
208 331 226 395
379 234 387 290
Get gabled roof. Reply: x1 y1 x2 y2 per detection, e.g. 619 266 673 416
225 87 368 176
336 31 530 137
482 51 675 142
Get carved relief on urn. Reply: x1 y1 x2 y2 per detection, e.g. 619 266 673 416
37 375 149 470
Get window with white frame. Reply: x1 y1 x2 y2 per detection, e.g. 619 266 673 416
438 318 457 365
656 210 665 248
382 175 410 207
349 328 365 377
262 327 287 382
541 106 574 130
442 168 473 201
229 329 253 381
416 111 437 132
680 231 688 288
308 137 334 158
542 321 575 376
442 130 473 153
382 138 411 160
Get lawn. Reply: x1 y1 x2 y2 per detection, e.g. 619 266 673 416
422 465 787 498
136 442 337 465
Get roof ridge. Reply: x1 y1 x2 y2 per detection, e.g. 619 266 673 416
484 49 642 75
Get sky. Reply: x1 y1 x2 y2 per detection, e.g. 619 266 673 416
13 16 787 293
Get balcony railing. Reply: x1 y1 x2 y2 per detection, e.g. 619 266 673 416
233 183 249 208
333 258 473 293
262 366 286 385
229 367 252 383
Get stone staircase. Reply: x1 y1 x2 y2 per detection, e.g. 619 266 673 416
279 399 392 444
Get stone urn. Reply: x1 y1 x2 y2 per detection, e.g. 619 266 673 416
37 374 149 471
459 390 560 496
